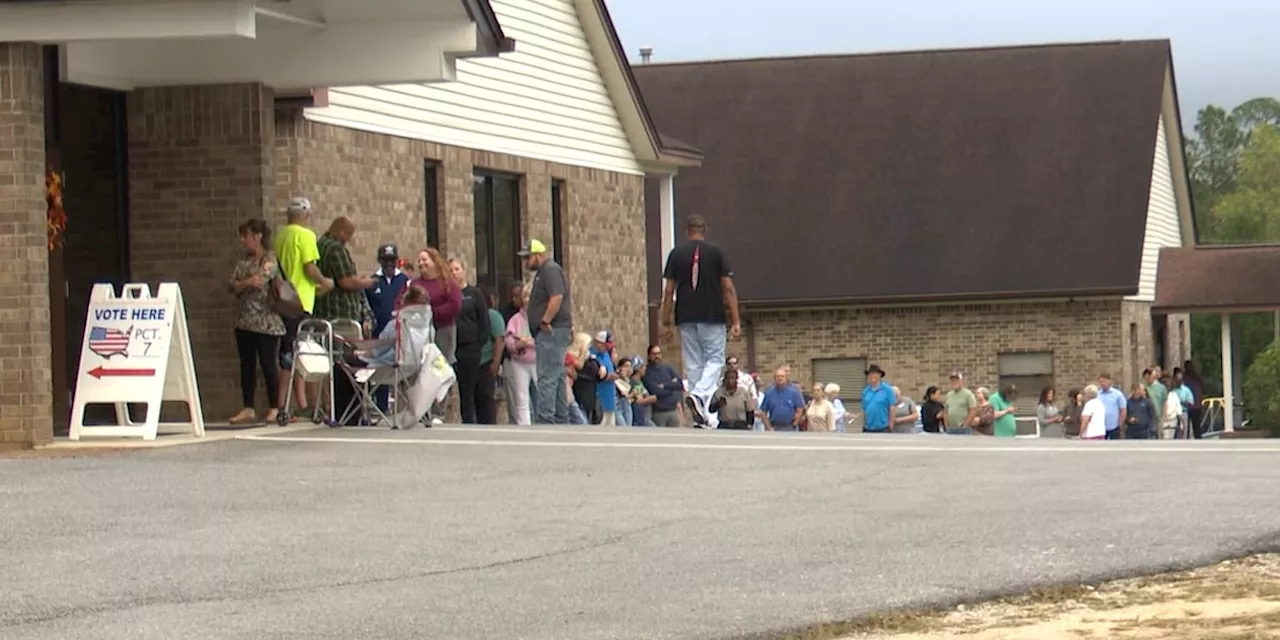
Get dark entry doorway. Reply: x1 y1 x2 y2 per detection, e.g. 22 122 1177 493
48 81 130 435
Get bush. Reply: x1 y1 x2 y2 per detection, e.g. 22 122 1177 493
1243 340 1280 435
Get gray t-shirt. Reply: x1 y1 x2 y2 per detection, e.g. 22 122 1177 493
527 259 572 333
712 386 757 423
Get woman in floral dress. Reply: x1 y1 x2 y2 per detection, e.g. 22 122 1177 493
227 219 286 425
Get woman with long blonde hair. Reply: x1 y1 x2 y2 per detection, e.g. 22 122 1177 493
407 247 462 366
564 332 595 424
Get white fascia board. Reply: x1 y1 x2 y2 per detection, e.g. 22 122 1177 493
66 19 477 89
0 0 255 42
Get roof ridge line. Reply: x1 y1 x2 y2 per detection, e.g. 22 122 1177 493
632 38 1171 69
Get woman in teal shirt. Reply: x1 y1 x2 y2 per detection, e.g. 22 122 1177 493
990 385 1020 437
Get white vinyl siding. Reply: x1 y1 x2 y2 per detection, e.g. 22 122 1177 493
304 0 643 175
1128 114 1183 302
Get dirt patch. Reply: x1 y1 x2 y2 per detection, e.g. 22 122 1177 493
797 555 1280 640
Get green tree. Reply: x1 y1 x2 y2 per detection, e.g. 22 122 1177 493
1187 98 1280 237
1243 341 1280 435
1213 124 1280 242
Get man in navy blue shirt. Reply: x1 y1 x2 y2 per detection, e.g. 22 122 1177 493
760 366 805 431
364 244 410 414
642 344 685 428
860 364 897 433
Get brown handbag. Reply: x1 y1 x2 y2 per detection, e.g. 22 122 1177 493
267 259 305 319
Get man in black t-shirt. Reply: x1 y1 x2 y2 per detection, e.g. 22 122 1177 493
659 215 741 428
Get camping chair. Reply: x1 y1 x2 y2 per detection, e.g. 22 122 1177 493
337 304 455 429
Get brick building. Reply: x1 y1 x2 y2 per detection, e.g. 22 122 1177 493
634 40 1196 418
0 0 699 449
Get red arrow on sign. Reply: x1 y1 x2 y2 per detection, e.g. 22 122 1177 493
88 366 156 379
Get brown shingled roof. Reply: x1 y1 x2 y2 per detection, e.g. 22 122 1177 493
635 40 1175 305
1154 245 1280 313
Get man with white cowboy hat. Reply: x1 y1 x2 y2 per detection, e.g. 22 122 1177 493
520 238 573 424
860 364 897 433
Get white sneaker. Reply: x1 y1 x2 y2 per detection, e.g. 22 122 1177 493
684 396 708 426
431 417 444 426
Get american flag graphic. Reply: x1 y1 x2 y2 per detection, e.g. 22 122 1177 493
88 326 131 358
690 245 701 291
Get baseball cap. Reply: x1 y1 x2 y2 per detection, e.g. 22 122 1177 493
517 239 548 257
949 371 964 380
594 330 612 344
285 196 312 215
377 244 398 260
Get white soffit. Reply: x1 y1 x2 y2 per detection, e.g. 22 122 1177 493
3 0 491 89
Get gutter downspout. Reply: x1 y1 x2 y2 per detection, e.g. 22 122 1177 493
745 314 757 375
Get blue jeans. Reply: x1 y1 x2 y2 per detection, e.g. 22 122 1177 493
568 402 588 425
679 323 726 405
632 404 655 427
534 327 572 424
946 427 974 435
616 401 632 426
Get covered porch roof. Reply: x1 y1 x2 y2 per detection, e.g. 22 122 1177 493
1153 244 1280 314
0 0 513 90
1153 244 1280 434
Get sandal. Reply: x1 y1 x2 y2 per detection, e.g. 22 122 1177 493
228 408 256 425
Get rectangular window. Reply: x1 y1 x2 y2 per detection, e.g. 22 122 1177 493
812 357 868 431
1129 322 1140 388
551 179 565 266
1178 320 1187 363
473 171 522 298
424 161 439 248
997 352 1054 419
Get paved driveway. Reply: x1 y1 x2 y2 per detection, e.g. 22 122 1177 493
3 427 1279 640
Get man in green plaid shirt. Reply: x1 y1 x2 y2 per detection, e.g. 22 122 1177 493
314 216 374 333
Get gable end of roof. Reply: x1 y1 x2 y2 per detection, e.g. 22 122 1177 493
572 0 702 170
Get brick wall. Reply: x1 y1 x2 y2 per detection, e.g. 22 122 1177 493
128 84 275 420
736 299 1126 403
0 43 53 449
277 115 649 359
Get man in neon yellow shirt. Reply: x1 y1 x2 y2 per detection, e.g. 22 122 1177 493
274 197 333 416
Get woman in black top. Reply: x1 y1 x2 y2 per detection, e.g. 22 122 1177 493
920 386 946 433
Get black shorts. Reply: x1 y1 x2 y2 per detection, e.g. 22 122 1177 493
279 312 310 369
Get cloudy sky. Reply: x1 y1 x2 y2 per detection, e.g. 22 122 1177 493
606 0 1277 122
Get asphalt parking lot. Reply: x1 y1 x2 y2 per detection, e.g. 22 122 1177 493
3 426 1278 640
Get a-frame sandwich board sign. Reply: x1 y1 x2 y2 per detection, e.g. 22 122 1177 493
69 283 204 441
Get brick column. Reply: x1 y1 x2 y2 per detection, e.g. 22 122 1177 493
0 43 54 449
128 84 275 420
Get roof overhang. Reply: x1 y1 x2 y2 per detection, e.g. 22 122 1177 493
732 288 1134 311
1153 245 1280 314
0 0 512 90
572 0 702 174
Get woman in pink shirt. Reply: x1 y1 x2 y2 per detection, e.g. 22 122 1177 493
404 247 462 365
503 287 537 424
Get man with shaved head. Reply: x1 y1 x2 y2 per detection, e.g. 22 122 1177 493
314 215 374 331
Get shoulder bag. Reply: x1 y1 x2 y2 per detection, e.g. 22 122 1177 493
266 258 305 319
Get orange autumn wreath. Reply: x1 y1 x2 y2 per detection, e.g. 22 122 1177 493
46 169 66 251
